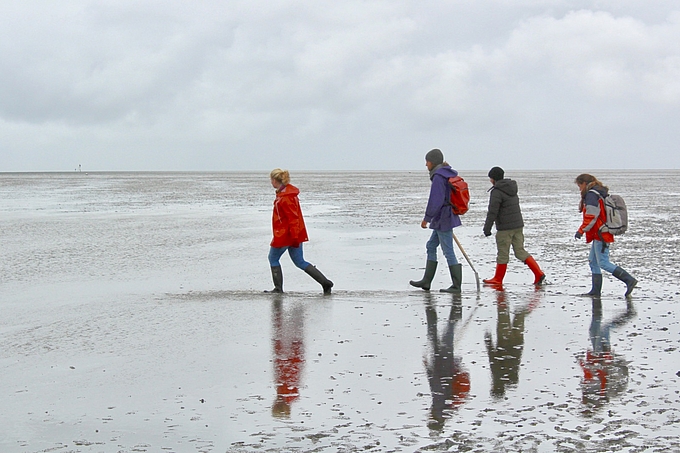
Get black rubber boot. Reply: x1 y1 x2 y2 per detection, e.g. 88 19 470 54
265 266 284 293
304 264 334 295
410 260 438 291
613 267 637 297
440 264 462 293
581 274 602 297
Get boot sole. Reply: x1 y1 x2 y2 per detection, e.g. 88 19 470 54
409 281 431 291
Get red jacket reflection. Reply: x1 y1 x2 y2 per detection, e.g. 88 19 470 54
271 184 309 248
274 339 304 404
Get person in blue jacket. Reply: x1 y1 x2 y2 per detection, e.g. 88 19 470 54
410 149 462 293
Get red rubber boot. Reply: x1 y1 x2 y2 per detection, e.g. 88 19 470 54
483 263 507 285
524 256 546 285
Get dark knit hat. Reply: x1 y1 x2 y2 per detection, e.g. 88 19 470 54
425 148 444 166
488 166 505 181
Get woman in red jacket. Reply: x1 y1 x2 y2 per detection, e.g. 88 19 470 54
574 174 637 297
267 169 333 294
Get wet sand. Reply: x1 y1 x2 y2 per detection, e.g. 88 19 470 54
1 171 678 452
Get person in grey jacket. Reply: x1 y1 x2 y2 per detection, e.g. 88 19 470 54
482 167 545 286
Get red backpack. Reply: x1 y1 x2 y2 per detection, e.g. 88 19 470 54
448 176 470 215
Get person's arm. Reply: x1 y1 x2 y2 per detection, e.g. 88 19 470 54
483 190 500 236
281 197 305 246
424 175 447 223
577 191 601 235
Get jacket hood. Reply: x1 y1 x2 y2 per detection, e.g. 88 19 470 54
433 165 458 180
589 184 609 198
278 184 300 197
493 179 518 197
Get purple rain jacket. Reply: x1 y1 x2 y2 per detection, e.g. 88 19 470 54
424 165 462 231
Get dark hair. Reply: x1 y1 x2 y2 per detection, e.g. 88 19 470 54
575 173 607 210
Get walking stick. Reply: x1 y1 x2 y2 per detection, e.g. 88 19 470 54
453 233 481 292
453 297 482 348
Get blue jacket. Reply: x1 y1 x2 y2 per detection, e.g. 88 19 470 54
424 165 462 231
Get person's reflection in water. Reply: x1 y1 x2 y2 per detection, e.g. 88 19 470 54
423 294 470 431
271 296 305 418
485 289 539 399
578 298 635 412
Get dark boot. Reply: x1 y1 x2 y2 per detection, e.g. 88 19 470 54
613 267 637 297
524 256 545 285
483 263 507 286
440 264 462 293
410 260 437 291
581 273 602 297
304 264 334 295
265 266 284 293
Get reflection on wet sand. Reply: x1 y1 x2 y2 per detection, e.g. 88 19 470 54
423 294 470 431
2 171 679 451
578 298 636 413
271 296 306 418
485 289 541 399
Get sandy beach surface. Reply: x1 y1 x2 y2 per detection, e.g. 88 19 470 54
1 171 678 452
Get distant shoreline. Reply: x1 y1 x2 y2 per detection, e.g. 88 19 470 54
0 168 676 175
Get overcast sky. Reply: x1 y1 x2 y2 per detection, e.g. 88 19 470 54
2 1 679 172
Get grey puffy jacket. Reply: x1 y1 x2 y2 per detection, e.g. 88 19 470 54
483 179 524 234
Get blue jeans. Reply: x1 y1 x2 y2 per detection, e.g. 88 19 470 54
269 244 311 269
589 309 611 353
588 240 617 274
426 229 459 266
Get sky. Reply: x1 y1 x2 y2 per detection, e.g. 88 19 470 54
1 1 679 172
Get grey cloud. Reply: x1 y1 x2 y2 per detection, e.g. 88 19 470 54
0 1 237 124
1 1 679 171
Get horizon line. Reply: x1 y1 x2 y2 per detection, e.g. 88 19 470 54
0 168 675 175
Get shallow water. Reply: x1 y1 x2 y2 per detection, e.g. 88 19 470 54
0 171 678 452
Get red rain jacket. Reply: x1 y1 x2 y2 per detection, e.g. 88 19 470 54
578 185 614 244
271 184 309 248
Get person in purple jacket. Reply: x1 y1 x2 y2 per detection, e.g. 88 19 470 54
410 149 463 293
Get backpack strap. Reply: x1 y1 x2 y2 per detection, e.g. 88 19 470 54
588 189 604 199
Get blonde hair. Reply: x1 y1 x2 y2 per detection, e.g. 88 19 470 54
270 168 290 185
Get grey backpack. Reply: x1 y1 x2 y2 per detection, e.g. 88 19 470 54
590 190 628 235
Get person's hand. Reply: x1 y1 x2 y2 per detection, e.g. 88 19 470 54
484 230 492 237
421 220 428 229
574 232 583 240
